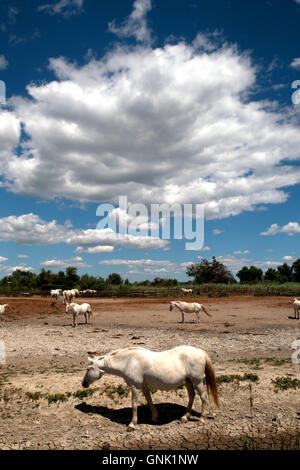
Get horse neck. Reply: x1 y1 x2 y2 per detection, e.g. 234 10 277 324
102 353 128 378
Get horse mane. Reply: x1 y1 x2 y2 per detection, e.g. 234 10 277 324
108 346 146 357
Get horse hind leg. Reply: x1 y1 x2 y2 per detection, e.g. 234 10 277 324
181 378 195 422
193 380 207 422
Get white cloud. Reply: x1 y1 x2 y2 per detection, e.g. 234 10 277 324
282 255 293 261
17 254 29 258
290 58 300 69
260 222 300 236
198 246 211 251
6 264 34 273
108 0 152 44
213 229 224 235
40 256 91 269
0 213 168 251
75 245 114 254
0 256 8 262
1 24 300 220
234 250 250 254
0 55 8 70
38 0 84 16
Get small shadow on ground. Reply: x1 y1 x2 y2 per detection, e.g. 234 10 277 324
75 402 201 426
287 316 299 320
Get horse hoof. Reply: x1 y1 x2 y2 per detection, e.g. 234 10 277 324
127 425 135 432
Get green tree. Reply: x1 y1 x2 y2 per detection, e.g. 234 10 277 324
106 273 123 285
236 265 263 284
292 259 300 282
186 257 234 284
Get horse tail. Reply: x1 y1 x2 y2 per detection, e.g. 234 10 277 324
204 354 219 408
201 305 212 317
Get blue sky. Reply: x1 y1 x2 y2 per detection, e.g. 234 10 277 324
0 0 300 282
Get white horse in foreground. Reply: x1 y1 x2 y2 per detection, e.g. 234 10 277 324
293 298 300 319
0 304 9 325
170 301 212 323
82 345 219 430
65 302 93 327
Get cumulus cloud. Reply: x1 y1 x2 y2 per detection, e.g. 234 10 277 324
0 256 8 262
260 222 300 236
212 229 224 235
1 20 300 220
40 256 91 269
282 255 293 261
0 55 8 70
0 213 168 250
38 0 84 16
290 58 300 69
108 0 152 44
6 264 34 273
98 258 188 275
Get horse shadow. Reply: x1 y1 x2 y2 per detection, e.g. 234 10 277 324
75 402 201 426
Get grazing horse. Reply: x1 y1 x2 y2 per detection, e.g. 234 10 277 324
170 301 212 323
65 302 93 327
82 345 219 430
293 298 300 319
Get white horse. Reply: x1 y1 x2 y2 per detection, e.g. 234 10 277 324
293 298 300 319
0 304 9 325
82 345 219 430
65 302 93 327
181 288 193 294
63 289 78 304
50 289 62 300
170 301 212 323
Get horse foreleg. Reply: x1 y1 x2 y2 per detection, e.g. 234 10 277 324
128 385 140 431
142 386 158 423
180 309 185 323
181 378 195 421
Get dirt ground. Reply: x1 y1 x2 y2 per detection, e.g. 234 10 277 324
0 295 299 450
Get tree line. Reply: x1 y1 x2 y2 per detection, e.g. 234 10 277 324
186 257 300 284
0 257 299 293
0 266 179 293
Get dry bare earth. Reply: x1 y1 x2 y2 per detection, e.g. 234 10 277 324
0 296 299 450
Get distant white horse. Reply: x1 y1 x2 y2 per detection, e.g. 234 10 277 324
63 289 79 304
50 289 62 300
65 302 93 327
181 288 193 294
293 298 300 319
170 301 212 323
82 345 219 430
0 304 9 325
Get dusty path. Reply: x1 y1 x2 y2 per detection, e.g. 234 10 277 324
0 296 299 450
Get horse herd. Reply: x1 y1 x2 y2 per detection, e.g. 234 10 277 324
0 293 299 431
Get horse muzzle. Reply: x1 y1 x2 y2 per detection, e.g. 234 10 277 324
82 380 89 388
